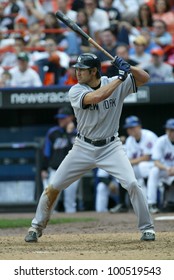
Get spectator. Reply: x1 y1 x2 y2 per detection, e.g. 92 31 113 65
112 0 144 22
142 48 174 82
58 0 77 24
9 51 42 87
32 37 70 85
140 28 160 54
110 116 158 213
76 9 97 53
23 0 45 25
147 119 174 213
13 14 29 39
153 0 174 33
0 2 13 31
1 35 26 68
0 70 12 87
129 35 152 65
71 0 85 11
132 3 153 29
106 43 138 77
152 19 173 47
4 0 27 20
41 106 80 213
55 1 81 56
43 12 68 48
94 28 118 62
84 0 110 32
100 0 121 26
26 20 45 48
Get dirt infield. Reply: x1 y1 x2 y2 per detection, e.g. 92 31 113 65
0 211 174 260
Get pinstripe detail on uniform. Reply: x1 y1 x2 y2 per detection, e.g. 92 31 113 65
130 73 137 93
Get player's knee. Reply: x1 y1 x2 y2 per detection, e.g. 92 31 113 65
127 181 140 194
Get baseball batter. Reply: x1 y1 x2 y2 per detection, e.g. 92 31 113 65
25 53 155 242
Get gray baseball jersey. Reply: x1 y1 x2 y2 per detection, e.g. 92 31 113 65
69 74 136 139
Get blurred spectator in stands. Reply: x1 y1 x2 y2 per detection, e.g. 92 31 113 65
153 0 174 34
76 9 98 53
100 0 121 27
141 48 174 82
58 0 77 24
84 0 110 33
94 28 118 62
129 35 152 65
41 106 80 213
140 28 160 53
43 12 68 49
4 0 27 20
151 19 173 47
23 0 45 25
13 14 29 39
106 43 138 77
32 37 70 85
1 35 26 68
57 60 77 86
9 52 42 87
132 3 153 29
0 70 12 87
0 2 14 31
111 0 144 22
71 0 85 11
55 1 81 56
26 20 45 48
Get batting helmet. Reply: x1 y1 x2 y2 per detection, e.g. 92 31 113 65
72 53 101 71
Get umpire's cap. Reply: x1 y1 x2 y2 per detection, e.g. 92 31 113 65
72 53 101 70
123 116 141 128
54 107 73 119
164 119 174 129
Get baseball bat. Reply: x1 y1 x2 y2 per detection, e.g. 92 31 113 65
55 10 114 61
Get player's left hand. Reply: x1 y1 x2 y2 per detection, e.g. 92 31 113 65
111 56 130 72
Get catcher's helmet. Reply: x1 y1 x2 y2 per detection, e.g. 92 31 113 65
72 53 101 71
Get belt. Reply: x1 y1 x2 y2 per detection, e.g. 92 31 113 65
77 133 115 147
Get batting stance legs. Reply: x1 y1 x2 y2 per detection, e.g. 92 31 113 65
26 137 154 241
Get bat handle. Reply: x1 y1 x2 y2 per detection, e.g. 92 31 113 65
88 38 114 61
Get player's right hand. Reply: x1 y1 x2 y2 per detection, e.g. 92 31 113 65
111 56 130 72
111 56 130 81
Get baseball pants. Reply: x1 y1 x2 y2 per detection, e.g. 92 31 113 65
31 136 154 232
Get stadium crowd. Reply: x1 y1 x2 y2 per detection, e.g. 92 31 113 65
0 0 174 86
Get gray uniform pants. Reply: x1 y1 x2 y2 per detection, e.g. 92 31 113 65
32 136 154 232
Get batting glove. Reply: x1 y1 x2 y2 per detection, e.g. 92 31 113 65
111 56 130 72
111 56 130 82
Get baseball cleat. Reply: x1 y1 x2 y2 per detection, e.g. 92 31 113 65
141 230 155 241
25 228 42 243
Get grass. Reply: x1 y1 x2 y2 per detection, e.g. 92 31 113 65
0 217 96 229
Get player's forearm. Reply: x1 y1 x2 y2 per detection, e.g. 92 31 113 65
84 78 122 105
154 160 168 171
130 66 150 86
130 155 150 165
